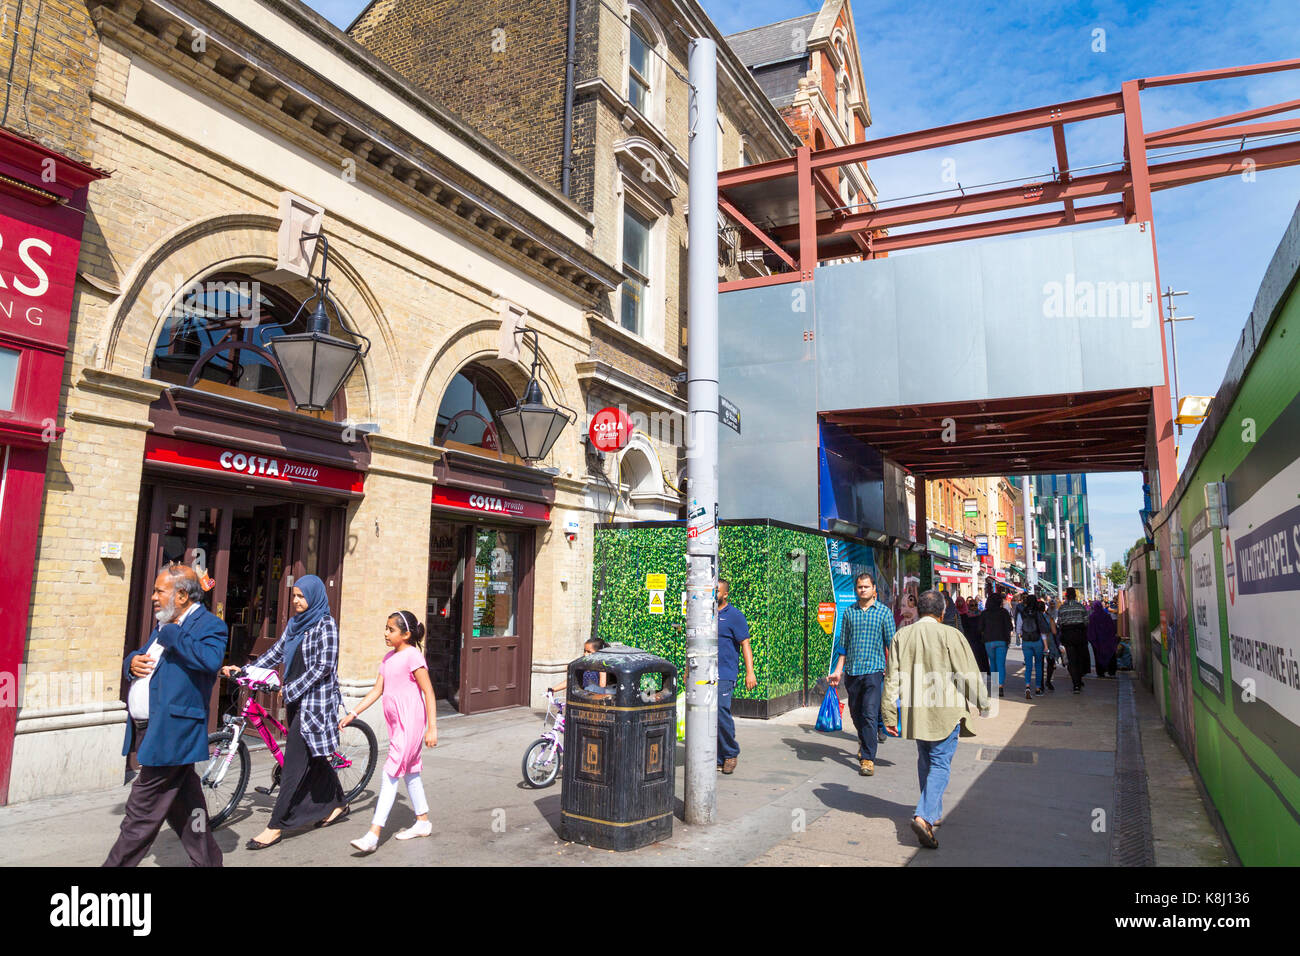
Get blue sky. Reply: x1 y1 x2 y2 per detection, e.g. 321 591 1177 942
307 0 1300 570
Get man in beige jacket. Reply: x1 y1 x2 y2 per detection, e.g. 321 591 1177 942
882 589 990 849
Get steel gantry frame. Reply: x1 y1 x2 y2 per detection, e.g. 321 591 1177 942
716 58 1300 505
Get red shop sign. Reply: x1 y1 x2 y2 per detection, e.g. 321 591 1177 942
144 435 365 494
0 205 81 352
588 406 632 452
432 485 550 522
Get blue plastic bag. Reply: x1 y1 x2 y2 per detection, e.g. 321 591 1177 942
815 686 842 732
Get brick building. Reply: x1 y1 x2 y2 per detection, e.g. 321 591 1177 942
726 0 880 251
348 0 800 536
0 0 106 803
7 0 634 803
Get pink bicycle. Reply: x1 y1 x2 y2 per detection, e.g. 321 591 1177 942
196 669 378 828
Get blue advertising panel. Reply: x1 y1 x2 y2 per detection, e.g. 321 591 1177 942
825 537 883 670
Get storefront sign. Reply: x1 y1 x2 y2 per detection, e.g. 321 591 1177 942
432 484 551 522
976 535 989 555
996 520 1007 536
0 209 80 352
1187 511 1224 698
1222 415 1300 739
963 498 978 517
144 436 364 493
588 406 633 452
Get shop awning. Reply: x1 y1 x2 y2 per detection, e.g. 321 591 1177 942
935 567 973 584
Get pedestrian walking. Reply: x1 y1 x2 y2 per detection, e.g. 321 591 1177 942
1012 592 1023 646
1056 587 1091 693
716 579 756 774
1088 600 1119 678
829 572 895 776
1040 603 1062 692
104 564 227 867
222 574 347 849
979 590 1014 697
342 610 438 853
883 590 990 849
1017 594 1048 699
956 596 990 673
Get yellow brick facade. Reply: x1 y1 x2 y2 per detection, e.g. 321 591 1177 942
9 0 623 802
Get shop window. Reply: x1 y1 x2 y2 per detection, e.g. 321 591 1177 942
0 347 18 411
149 272 349 418
434 363 520 457
472 528 519 638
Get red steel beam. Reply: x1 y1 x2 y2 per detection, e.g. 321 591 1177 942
1052 123 1075 222
717 155 797 190
870 201 1124 254
1146 118 1300 149
795 146 817 281
718 272 802 293
718 197 796 271
1144 97 1300 142
1148 139 1300 191
808 92 1125 171
1140 57 1300 89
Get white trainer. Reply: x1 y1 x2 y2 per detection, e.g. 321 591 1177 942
350 831 379 853
395 820 433 840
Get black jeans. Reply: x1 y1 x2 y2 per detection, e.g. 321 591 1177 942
844 672 884 762
1064 640 1090 689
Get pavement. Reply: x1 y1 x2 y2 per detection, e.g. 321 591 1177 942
0 652 1231 867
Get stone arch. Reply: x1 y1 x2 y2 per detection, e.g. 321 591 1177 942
617 433 663 496
410 320 575 446
95 213 399 423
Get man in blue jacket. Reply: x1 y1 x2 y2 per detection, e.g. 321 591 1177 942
104 564 228 867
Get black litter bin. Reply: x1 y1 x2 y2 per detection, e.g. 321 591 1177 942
560 644 677 851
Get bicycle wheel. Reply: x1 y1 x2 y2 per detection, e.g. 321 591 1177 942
521 737 560 788
333 718 377 804
196 730 249 829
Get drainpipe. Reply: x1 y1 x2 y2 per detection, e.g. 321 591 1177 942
561 0 577 196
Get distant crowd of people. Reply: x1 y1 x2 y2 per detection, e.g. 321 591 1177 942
952 587 1126 697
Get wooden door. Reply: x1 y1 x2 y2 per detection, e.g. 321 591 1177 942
133 486 234 724
459 525 532 713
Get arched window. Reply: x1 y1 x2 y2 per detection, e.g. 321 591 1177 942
434 363 520 457
626 3 665 129
150 272 350 419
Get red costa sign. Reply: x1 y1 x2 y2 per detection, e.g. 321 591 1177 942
588 406 632 452
432 485 550 522
144 436 364 494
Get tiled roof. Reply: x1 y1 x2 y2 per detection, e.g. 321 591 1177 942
725 14 818 68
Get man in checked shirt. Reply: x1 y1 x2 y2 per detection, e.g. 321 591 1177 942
828 572 896 776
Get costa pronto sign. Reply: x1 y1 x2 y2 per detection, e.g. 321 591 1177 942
144 436 364 493
432 484 550 522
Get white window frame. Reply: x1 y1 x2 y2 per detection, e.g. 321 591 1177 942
626 2 667 130
615 179 666 346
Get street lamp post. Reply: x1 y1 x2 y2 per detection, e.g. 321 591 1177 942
267 232 371 412
494 328 577 461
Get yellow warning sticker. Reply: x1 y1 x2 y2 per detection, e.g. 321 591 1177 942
649 590 665 614
646 573 667 591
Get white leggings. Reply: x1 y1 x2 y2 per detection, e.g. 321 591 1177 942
371 772 429 827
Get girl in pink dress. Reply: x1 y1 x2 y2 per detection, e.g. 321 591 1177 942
340 610 438 853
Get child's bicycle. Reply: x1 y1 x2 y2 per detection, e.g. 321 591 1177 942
521 688 564 788
196 668 378 828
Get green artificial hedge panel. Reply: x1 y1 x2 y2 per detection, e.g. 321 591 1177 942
591 522 834 702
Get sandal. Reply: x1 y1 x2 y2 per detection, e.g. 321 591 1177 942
910 816 938 849
316 804 350 829
245 833 282 850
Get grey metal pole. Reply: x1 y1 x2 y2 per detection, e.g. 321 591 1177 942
1054 496 1062 595
1023 477 1037 592
1065 519 1074 591
684 36 719 827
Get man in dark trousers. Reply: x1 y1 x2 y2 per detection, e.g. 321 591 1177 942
828 572 896 776
104 563 227 867
1056 587 1091 693
716 578 756 774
